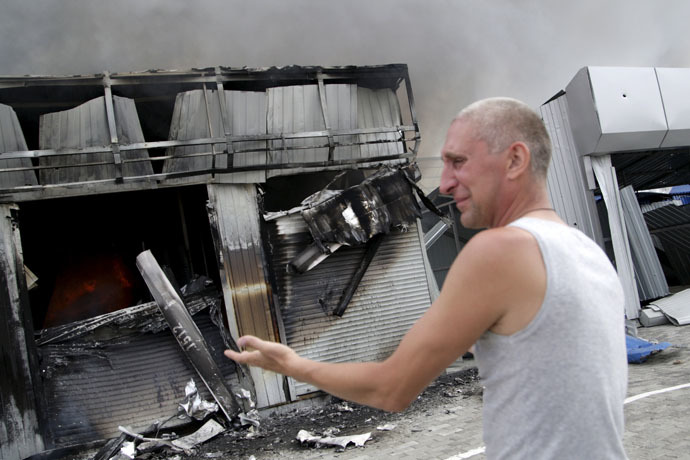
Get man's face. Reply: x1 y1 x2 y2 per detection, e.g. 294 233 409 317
439 119 505 229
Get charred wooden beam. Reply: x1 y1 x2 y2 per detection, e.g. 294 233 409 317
136 250 241 421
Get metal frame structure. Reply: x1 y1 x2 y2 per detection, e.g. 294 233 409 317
0 64 419 202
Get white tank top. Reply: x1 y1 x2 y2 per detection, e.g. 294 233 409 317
475 217 628 459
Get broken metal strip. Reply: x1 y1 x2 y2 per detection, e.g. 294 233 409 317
0 134 411 173
102 72 123 183
0 155 413 202
201 83 218 176
333 234 384 317
317 74 336 161
0 126 417 160
215 66 233 167
403 73 420 155
0 66 409 88
36 290 221 346
136 249 241 420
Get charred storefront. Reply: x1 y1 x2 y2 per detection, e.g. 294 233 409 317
0 65 439 459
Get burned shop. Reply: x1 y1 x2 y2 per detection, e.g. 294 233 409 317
0 64 440 459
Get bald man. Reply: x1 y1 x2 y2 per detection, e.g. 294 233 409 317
225 98 628 459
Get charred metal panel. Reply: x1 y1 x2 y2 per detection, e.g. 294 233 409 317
267 214 432 396
357 87 403 158
39 309 238 446
540 94 603 246
0 204 45 460
206 184 287 407
163 90 267 185
136 250 241 421
0 104 37 188
266 84 356 177
38 96 153 184
301 166 422 246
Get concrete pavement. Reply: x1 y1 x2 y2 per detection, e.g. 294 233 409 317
259 323 690 460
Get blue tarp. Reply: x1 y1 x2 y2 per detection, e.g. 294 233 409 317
626 335 671 363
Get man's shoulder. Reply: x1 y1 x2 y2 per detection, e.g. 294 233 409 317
460 226 538 264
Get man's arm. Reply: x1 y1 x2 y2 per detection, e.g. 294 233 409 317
225 227 542 411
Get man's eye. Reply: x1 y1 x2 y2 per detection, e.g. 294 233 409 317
453 159 465 167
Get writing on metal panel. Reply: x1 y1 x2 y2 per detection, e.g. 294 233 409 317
173 323 198 352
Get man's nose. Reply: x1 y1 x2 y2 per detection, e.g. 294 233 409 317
439 165 456 195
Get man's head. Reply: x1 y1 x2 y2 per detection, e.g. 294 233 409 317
439 97 552 228
454 97 551 178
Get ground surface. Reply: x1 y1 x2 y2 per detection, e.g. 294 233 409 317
56 323 690 460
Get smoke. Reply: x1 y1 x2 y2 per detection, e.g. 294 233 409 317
2 0 690 190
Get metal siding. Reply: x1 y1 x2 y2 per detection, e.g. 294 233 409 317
38 96 152 184
267 214 432 396
266 84 356 178
541 96 603 246
206 184 286 407
357 87 403 158
591 155 641 319
40 312 238 446
164 89 225 184
620 185 669 301
164 89 267 185
226 90 267 183
0 104 36 188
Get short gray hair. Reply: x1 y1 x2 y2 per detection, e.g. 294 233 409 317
455 97 551 178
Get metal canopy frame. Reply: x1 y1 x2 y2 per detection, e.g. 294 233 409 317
0 64 420 202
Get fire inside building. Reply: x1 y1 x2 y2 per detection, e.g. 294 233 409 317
0 64 445 460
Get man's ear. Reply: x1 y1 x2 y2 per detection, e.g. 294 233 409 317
506 141 531 180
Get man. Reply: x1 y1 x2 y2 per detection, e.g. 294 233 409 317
225 97 628 459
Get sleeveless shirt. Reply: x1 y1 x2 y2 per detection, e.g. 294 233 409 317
475 217 628 459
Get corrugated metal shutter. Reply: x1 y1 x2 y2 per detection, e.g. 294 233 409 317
0 103 36 188
38 96 152 185
40 311 238 446
540 95 603 247
266 214 432 396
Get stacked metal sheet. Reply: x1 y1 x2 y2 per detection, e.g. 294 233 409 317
39 96 153 184
540 94 603 246
0 103 37 188
620 185 669 301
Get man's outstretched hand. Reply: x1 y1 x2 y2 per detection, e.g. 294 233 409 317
224 335 302 377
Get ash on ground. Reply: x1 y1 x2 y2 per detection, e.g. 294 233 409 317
175 367 481 460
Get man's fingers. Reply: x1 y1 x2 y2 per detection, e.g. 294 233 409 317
236 335 264 350
224 348 260 364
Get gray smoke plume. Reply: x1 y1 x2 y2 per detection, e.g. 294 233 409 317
2 0 690 190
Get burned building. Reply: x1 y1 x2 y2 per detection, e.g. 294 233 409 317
0 64 439 459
